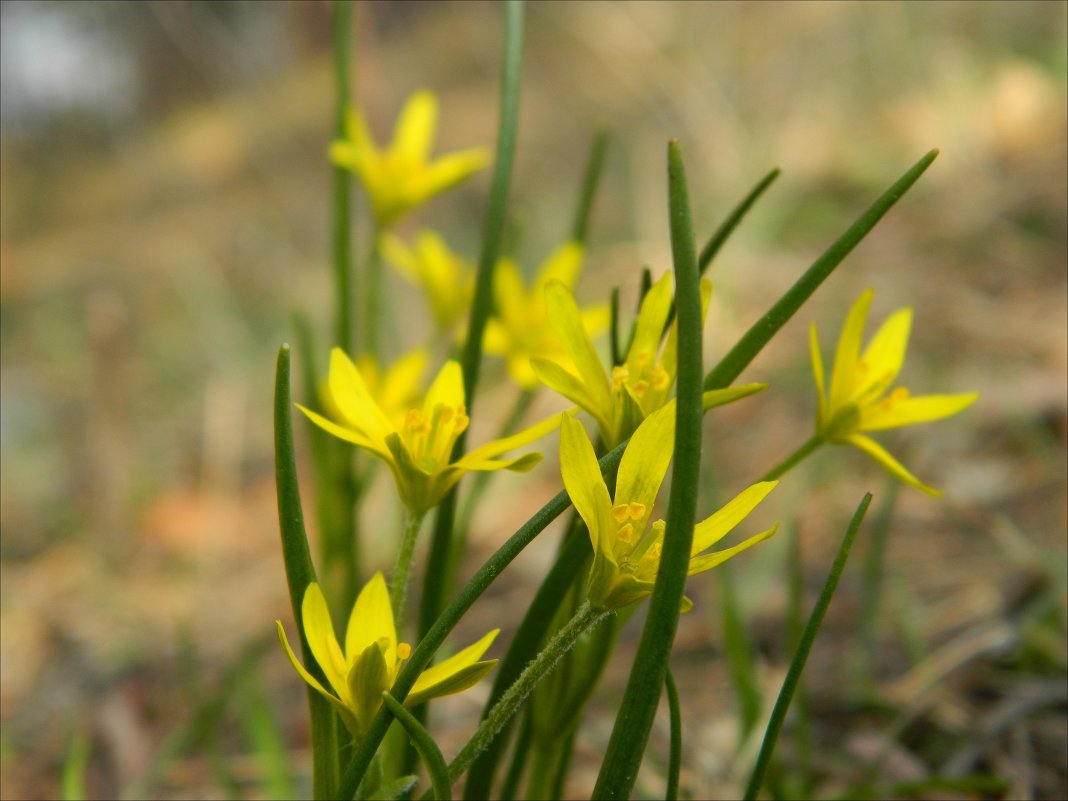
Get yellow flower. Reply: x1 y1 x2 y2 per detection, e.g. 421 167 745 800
559 407 778 612
320 348 429 430
483 241 609 390
810 289 979 495
329 90 489 226
380 230 474 334
532 273 714 447
299 350 559 513
276 574 498 734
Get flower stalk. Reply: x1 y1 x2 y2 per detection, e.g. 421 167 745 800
391 509 426 625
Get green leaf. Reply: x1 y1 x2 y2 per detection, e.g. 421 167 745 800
571 127 612 245
61 734 89 801
274 345 338 799
593 140 704 799
665 669 682 801
743 494 873 801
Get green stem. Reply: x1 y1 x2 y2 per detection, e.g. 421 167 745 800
362 228 383 361
332 0 354 356
445 602 611 785
743 494 873 801
391 509 425 627
499 709 534 799
762 434 822 481
418 0 524 650
381 692 451 801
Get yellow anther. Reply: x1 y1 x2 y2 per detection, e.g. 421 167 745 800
628 502 646 520
890 387 910 402
397 642 412 660
405 409 429 433
439 407 455 424
633 380 649 396
612 504 631 523
635 348 651 366
616 523 634 543
611 366 629 390
454 414 470 433
858 359 870 373
651 366 670 390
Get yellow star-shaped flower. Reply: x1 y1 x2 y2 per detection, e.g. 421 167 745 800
299 350 560 513
276 574 498 735
483 241 609 390
329 90 489 227
810 289 978 495
560 406 778 612
380 230 474 335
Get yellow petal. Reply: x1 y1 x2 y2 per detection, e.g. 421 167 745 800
344 105 376 156
692 481 778 555
393 90 437 162
829 290 873 404
409 629 499 699
687 525 778 575
860 392 978 432
463 410 565 463
493 259 529 328
379 349 429 412
844 434 942 496
420 149 490 197
858 307 912 397
296 404 394 463
406 661 500 708
559 414 613 554
345 572 397 663
545 280 610 409
625 273 673 375
422 360 465 416
301 583 350 701
533 242 584 294
276 620 357 730
615 401 676 534
380 232 420 283
530 358 609 430
809 323 827 420
328 348 395 444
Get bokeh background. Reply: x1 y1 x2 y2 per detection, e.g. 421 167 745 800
2 2 1065 799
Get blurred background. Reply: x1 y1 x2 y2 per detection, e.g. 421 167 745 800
1 1 1065 798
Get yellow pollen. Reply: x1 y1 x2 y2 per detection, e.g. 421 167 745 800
636 348 651 366
628 502 646 519
633 380 649 396
405 409 430 434
439 407 455 424
611 366 629 390
616 523 634 543
397 642 411 660
890 387 910 402
454 413 470 433
612 504 631 523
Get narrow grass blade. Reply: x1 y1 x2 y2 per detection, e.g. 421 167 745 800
665 669 682 801
593 140 704 799
857 478 899 695
382 692 452 801
743 493 874 801
571 127 611 245
274 345 338 799
704 150 938 391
